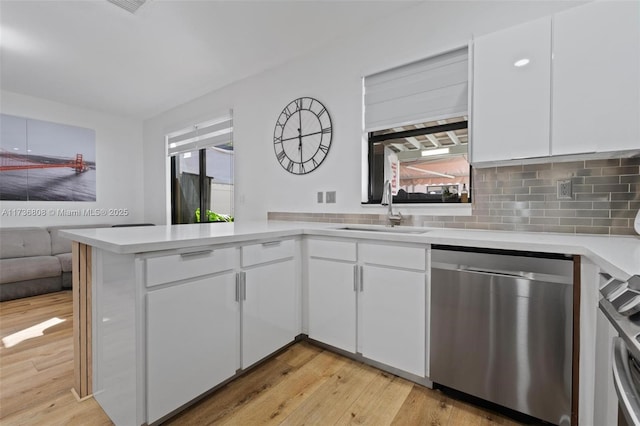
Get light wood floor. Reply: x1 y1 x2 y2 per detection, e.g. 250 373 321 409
0 292 524 426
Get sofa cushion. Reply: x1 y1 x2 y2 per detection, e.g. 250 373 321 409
0 256 61 284
56 253 73 273
0 277 63 302
48 224 110 255
0 228 52 259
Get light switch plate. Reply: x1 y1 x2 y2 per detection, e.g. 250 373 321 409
317 192 323 203
326 191 336 203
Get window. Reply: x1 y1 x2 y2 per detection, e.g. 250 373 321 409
167 113 234 224
367 117 469 203
364 47 470 204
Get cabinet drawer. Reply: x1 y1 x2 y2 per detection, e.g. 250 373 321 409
360 243 426 270
146 247 236 287
242 239 295 267
308 239 356 262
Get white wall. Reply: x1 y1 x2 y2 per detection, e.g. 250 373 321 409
0 91 144 227
143 1 584 225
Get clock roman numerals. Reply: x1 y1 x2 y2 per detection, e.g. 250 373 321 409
274 97 332 175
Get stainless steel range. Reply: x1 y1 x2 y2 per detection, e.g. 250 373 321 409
599 274 640 426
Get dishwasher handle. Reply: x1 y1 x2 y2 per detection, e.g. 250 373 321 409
612 337 640 426
457 267 529 279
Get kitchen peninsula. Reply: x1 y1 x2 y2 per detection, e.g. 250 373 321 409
62 222 640 426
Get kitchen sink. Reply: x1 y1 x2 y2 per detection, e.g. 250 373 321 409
336 225 429 234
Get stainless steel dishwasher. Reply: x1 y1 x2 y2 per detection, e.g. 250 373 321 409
430 245 574 426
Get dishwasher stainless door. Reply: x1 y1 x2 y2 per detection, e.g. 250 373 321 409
430 248 573 426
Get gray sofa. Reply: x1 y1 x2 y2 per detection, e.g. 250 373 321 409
0 225 107 301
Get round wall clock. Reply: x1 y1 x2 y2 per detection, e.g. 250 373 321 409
273 97 332 175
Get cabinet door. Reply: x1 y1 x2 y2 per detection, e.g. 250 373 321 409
552 1 640 155
147 272 238 423
361 265 425 377
242 259 297 368
472 18 552 163
308 258 356 353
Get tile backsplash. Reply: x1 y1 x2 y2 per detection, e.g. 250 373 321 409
268 157 640 236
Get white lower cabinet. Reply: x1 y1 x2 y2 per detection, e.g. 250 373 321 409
144 238 298 423
307 238 427 378
308 257 357 352
146 272 238 424
360 265 425 377
242 259 297 368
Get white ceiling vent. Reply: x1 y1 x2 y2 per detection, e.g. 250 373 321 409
107 0 146 14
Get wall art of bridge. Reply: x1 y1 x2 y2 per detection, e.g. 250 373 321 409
0 150 89 173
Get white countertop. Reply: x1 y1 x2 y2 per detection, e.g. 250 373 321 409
61 221 640 280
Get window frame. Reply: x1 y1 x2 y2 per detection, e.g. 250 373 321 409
365 120 471 205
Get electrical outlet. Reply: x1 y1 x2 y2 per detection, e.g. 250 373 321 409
557 179 572 200
317 191 323 203
326 191 336 203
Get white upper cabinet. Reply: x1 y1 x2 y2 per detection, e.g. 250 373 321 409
552 0 640 155
472 1 640 165
472 17 552 163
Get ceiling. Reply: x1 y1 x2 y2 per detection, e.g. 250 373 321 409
0 0 423 120
371 116 470 184
378 116 469 155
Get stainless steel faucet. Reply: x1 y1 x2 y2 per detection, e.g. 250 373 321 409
382 180 402 226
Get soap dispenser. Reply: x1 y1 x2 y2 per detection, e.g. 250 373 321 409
460 184 469 203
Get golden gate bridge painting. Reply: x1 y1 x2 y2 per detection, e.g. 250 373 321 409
0 114 96 201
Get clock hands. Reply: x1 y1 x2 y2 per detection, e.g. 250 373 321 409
298 109 303 162
281 129 327 143
298 127 303 162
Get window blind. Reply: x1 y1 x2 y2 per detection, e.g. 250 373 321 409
364 47 468 132
167 112 233 156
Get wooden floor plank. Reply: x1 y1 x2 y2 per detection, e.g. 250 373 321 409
336 369 414 425
449 399 519 426
0 389 112 426
163 356 294 426
275 340 322 368
278 360 378 425
217 349 348 425
391 384 455 426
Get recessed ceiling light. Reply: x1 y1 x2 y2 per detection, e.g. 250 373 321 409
514 58 530 67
